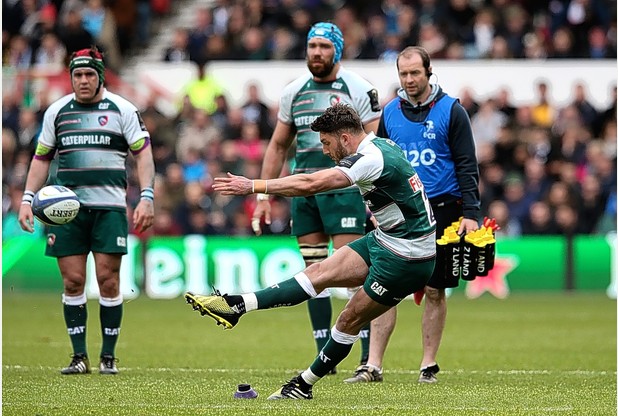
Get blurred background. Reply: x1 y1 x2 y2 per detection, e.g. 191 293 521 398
2 0 617 298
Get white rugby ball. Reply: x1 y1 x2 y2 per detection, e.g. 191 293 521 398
32 185 80 226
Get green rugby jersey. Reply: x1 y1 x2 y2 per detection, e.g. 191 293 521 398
336 133 437 260
278 67 381 193
38 89 149 210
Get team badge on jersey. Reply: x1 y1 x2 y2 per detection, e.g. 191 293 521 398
367 89 380 112
338 153 364 168
329 95 341 106
98 115 108 126
135 111 147 131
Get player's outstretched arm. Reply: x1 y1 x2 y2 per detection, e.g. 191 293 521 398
214 169 352 198
252 121 296 235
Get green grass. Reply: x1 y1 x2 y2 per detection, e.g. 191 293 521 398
3 292 616 415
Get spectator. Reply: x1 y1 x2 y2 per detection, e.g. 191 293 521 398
260 196 292 235
498 4 530 58
7 34 33 69
571 82 599 127
503 173 530 222
442 0 476 44
163 163 187 213
81 0 106 40
58 7 95 57
522 201 558 235
33 31 66 69
578 173 609 233
240 27 270 60
240 82 273 139
2 94 21 136
152 207 183 236
135 0 151 48
549 27 575 59
471 98 508 150
487 199 521 237
418 22 448 58
181 61 226 115
471 7 497 58
555 203 584 235
16 108 40 152
458 87 480 118
176 108 221 165
181 147 207 183
494 87 517 121
397 5 420 46
164 28 191 62
487 34 513 58
531 81 556 128
270 27 303 60
187 208 220 235
359 14 387 59
188 8 215 64
174 181 210 234
234 121 265 163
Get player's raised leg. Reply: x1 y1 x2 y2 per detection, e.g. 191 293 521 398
185 246 368 329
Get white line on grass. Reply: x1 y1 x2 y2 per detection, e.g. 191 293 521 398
3 365 614 376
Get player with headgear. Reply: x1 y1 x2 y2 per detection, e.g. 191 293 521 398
18 45 156 375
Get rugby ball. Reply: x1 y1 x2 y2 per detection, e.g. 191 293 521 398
32 185 80 226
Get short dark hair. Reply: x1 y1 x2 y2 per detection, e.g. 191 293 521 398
310 103 363 136
396 46 431 73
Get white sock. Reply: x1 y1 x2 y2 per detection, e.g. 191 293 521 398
300 368 319 385
241 293 258 312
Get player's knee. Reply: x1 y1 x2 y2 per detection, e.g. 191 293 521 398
62 273 86 295
97 273 120 297
335 307 366 334
424 286 444 302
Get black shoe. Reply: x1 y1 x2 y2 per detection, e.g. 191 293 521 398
185 288 244 329
267 374 313 400
418 363 440 383
327 367 337 375
60 353 90 375
99 354 119 375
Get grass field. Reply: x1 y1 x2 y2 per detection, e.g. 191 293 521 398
2 292 616 415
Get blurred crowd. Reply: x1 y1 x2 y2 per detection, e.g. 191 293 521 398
3 0 617 72
2 0 617 241
162 0 617 63
3 0 175 72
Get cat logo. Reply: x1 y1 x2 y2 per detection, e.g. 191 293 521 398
98 102 110 110
370 282 387 296
341 217 357 228
68 326 85 335
318 350 331 363
104 328 121 336
329 95 341 106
